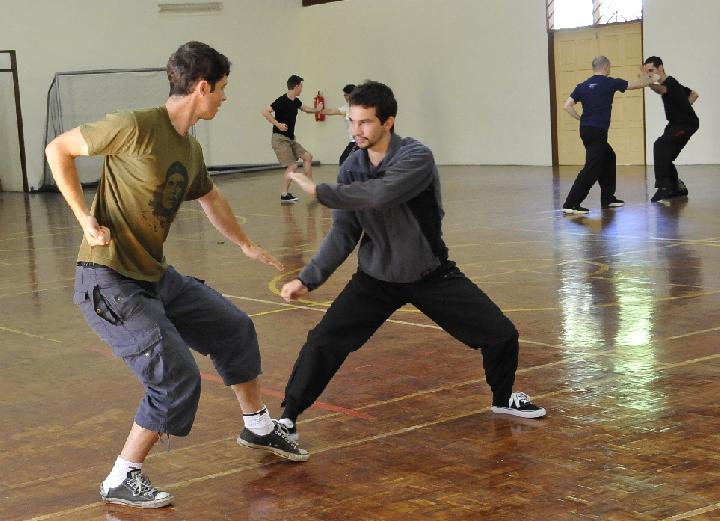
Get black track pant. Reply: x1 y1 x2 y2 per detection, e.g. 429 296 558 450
653 122 698 189
564 126 617 207
282 264 519 421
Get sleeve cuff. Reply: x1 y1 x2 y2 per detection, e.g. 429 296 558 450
296 275 314 291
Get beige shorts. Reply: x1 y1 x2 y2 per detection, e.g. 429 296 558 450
271 134 308 167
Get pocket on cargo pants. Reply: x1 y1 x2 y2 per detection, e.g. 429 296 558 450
74 281 163 383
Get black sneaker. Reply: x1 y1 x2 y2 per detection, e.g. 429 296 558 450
99 469 174 509
601 197 625 208
562 204 589 215
675 180 689 196
280 193 298 204
278 418 298 442
491 392 546 419
651 188 673 202
237 420 309 462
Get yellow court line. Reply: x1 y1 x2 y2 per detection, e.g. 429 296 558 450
248 307 306 318
660 502 720 521
0 326 61 343
665 326 720 341
23 503 101 521
658 352 720 370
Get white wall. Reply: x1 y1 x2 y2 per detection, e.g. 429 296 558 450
297 0 552 166
0 0 302 191
643 0 720 164
2 0 717 191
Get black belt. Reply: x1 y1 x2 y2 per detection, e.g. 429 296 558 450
77 261 106 269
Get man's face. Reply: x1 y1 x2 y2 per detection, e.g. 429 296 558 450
200 76 228 120
644 62 663 76
162 172 185 210
294 82 303 96
349 105 394 150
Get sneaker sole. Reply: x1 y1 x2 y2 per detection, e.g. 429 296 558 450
491 406 547 419
236 438 309 462
280 200 298 204
101 495 174 509
562 209 589 215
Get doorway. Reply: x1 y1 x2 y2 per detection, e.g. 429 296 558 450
551 22 644 166
0 50 27 192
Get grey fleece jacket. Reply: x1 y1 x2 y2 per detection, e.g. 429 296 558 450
298 134 449 289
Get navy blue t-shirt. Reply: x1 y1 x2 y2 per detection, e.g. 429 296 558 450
570 75 629 129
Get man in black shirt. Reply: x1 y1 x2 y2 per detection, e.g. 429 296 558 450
643 57 700 202
261 75 323 204
561 56 656 214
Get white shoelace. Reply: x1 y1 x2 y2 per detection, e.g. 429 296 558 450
274 422 299 448
509 392 531 407
127 472 158 497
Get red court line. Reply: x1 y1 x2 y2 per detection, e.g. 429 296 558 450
83 345 374 421
200 371 375 420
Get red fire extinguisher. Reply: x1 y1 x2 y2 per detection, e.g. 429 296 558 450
314 91 325 122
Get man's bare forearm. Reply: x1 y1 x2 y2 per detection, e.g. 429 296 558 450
649 83 666 95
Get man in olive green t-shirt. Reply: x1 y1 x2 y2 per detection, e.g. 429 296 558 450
45 42 308 510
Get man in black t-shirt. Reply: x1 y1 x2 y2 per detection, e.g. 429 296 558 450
561 56 656 214
261 75 323 204
643 56 700 202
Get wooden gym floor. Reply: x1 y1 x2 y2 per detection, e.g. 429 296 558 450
1 164 719 521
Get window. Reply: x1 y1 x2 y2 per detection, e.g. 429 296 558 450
547 0 642 30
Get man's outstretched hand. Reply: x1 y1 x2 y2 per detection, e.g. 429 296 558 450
288 172 317 198
281 278 309 302
242 243 285 271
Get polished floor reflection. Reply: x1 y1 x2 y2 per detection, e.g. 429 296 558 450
1 164 719 520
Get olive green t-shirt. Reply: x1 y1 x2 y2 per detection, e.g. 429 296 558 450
77 107 214 281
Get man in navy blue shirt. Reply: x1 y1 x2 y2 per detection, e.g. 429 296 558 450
562 56 657 214
643 56 700 203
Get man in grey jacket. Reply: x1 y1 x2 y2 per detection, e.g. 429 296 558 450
277 81 545 440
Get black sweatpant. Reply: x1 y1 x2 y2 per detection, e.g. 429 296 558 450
653 122 698 189
564 126 617 207
282 263 519 422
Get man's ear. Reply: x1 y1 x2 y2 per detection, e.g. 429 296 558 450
383 116 396 131
195 79 210 96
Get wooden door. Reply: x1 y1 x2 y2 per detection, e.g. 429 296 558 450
554 22 644 165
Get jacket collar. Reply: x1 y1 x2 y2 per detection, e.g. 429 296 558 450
352 133 403 173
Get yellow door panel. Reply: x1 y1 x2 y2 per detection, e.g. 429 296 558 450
554 22 644 165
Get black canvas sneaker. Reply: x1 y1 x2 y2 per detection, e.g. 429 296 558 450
562 204 590 215
602 197 625 208
491 392 546 419
277 418 298 442
237 420 309 461
99 469 174 508
651 187 674 202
